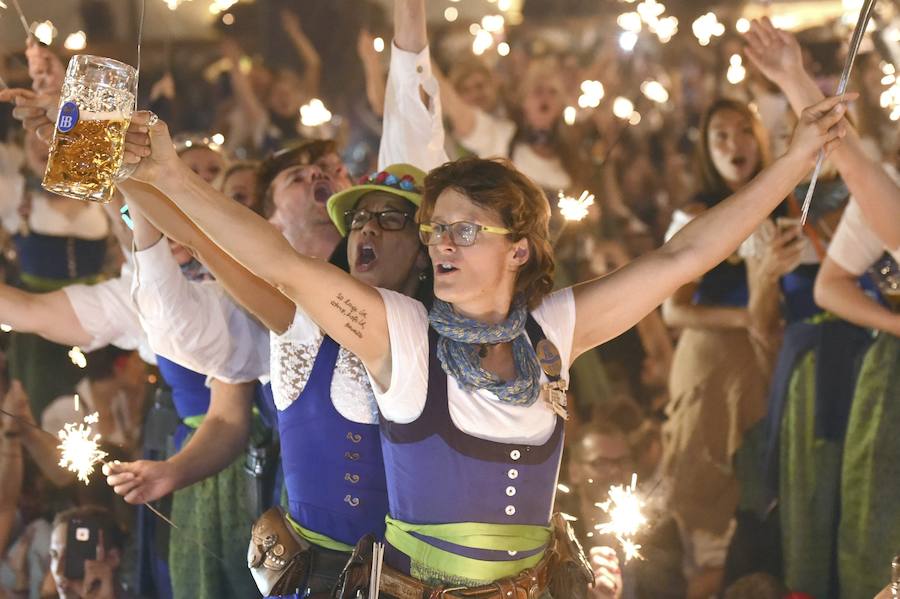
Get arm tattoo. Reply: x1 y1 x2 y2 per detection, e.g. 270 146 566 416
330 292 368 339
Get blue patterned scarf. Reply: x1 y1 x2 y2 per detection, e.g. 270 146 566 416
428 299 542 406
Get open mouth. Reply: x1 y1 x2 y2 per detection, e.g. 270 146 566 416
355 243 378 272
731 156 747 168
312 180 333 204
435 262 459 275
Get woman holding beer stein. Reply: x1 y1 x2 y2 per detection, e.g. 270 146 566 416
120 35 850 590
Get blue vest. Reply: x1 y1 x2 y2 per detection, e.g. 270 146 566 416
379 319 565 567
155 355 211 451
694 259 748 307
13 232 106 282
781 264 822 323
279 336 389 546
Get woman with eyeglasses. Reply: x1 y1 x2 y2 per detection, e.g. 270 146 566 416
119 87 849 597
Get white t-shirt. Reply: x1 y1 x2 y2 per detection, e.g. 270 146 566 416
269 307 378 424
62 265 156 364
827 198 900 276
458 110 572 192
370 287 576 445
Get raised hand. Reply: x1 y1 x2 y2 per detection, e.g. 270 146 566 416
759 223 807 279
104 459 178 505
280 8 303 39
589 546 623 598
25 38 65 95
786 94 854 167
122 111 180 185
0 89 59 142
82 530 117 599
743 17 804 86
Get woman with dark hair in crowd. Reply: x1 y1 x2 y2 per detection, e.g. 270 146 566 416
660 97 805 597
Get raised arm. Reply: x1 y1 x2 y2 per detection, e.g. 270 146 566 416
357 29 386 117
744 17 900 249
221 38 269 126
120 179 295 333
571 94 850 359
105 379 253 504
123 114 393 385
434 67 478 139
379 0 448 170
281 10 322 99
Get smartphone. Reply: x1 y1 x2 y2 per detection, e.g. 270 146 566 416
776 216 802 235
64 518 99 580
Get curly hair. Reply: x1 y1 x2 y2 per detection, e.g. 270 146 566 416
420 157 554 309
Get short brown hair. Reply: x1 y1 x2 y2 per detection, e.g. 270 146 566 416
420 157 554 309
257 139 337 218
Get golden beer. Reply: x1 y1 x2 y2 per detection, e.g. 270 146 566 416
41 55 137 203
43 115 129 203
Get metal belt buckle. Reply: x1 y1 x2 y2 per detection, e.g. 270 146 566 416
542 380 569 420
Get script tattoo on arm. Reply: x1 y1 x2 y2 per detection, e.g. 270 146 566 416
329 292 368 339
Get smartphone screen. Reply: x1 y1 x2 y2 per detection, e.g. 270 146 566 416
64 518 99 580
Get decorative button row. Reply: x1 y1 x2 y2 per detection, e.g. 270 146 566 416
345 473 360 484
346 432 362 443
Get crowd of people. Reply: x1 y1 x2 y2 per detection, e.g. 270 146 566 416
0 1 897 598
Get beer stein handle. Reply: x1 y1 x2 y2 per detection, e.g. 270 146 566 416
114 161 138 183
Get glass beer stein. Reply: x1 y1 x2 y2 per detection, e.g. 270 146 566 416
42 55 137 203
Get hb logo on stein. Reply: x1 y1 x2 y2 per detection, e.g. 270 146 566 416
57 102 80 133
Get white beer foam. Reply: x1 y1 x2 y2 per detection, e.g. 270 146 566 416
76 110 130 121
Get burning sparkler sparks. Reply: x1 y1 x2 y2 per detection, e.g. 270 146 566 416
558 190 595 222
299 98 332 127
57 412 108 484
69 346 87 369
595 474 647 562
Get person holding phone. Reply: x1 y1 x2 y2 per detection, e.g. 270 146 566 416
48 505 133 599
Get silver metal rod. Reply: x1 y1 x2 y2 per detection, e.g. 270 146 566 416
800 0 878 224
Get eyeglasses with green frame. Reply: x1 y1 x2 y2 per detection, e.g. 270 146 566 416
418 221 511 247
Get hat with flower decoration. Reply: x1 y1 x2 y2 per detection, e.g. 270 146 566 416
326 163 426 236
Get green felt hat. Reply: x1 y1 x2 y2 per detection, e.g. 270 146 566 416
327 163 426 236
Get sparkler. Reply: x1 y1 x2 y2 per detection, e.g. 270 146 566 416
595 474 647 562
299 98 332 127
69 346 88 368
800 0 877 224
558 190 595 222
57 412 108 484
7 0 31 38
